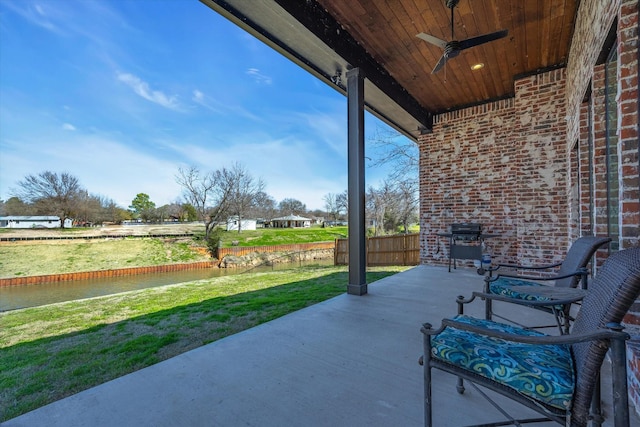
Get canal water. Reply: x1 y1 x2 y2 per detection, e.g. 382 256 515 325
0 259 334 312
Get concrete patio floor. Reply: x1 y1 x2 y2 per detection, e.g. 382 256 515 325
4 265 638 426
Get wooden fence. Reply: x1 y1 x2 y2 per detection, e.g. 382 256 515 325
334 233 420 266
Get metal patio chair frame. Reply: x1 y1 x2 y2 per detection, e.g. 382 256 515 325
419 247 640 427
479 236 611 334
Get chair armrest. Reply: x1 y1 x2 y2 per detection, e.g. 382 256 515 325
495 262 563 271
421 319 629 345
489 267 588 283
486 262 563 275
469 290 586 307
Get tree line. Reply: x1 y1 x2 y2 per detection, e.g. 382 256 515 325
0 129 419 237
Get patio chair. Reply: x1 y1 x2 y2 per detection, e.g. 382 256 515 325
419 247 640 427
480 236 611 334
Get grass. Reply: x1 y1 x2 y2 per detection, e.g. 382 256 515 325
0 238 211 278
0 226 350 278
0 265 407 421
217 226 348 247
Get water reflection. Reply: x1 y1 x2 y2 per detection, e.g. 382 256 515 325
0 259 334 311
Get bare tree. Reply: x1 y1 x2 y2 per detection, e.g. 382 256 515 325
366 125 419 233
366 178 418 235
368 125 419 182
278 198 307 216
98 197 130 224
225 163 265 233
393 179 419 233
366 184 393 236
73 190 101 226
176 166 233 239
336 190 348 220
249 191 277 221
1 197 34 215
323 193 341 221
12 171 84 226
164 201 187 222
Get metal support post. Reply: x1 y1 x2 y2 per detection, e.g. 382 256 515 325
346 67 367 295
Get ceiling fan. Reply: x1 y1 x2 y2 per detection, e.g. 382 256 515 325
416 0 508 74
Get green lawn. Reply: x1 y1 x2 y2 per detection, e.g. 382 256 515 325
0 265 407 421
0 238 212 278
0 227 349 278
217 225 348 247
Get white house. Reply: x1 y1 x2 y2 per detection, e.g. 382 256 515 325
0 216 72 229
226 216 257 231
271 214 311 228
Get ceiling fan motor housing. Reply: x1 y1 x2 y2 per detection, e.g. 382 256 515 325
446 0 460 8
444 41 461 58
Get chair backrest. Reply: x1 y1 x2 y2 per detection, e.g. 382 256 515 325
569 247 640 425
555 236 611 288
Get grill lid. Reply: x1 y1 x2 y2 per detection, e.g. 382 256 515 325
450 223 482 234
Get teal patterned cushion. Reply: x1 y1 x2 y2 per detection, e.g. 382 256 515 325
489 277 549 300
489 277 564 311
430 315 575 410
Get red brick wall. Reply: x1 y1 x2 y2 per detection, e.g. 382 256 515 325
418 70 569 270
418 98 518 267
578 102 594 238
513 70 570 265
591 64 611 257
619 0 640 250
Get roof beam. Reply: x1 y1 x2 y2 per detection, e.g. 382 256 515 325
271 0 432 131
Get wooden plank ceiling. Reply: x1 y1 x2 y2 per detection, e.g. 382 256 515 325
201 0 578 138
315 0 578 114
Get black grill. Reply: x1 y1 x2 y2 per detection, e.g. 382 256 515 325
450 223 483 241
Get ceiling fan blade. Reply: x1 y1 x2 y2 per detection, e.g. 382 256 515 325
458 29 508 50
416 32 447 49
431 53 448 74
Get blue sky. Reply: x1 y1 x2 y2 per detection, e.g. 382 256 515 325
0 0 408 211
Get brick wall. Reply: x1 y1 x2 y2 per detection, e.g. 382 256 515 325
418 99 517 267
578 101 596 241
513 70 570 266
565 0 619 141
418 70 569 270
618 0 640 250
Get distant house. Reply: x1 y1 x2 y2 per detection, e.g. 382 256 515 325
0 216 72 229
226 216 257 231
310 216 325 225
271 214 311 228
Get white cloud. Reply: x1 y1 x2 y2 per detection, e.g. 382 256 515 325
295 110 347 156
191 88 263 122
192 89 204 103
2 1 62 34
246 68 272 85
117 72 180 110
62 123 76 131
191 89 221 113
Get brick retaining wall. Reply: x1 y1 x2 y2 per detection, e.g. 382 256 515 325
0 261 216 287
